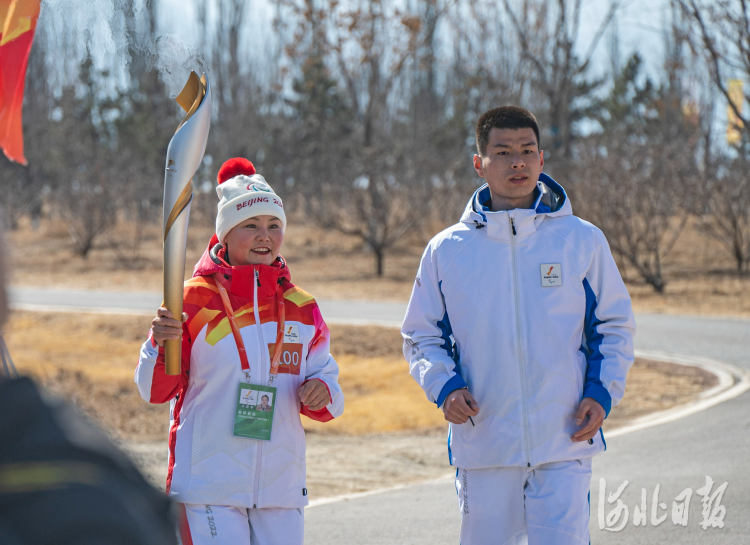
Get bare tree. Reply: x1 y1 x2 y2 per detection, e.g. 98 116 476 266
108 1 182 264
452 0 531 108
676 0 750 135
577 145 692 293
56 170 119 258
45 57 120 258
499 0 623 159
575 43 700 292
278 0 437 275
675 0 750 275
696 158 750 274
414 0 535 231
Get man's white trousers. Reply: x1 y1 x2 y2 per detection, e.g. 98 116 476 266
177 503 304 545
456 459 592 545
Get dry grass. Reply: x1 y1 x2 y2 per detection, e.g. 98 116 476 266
3 312 716 442
4 311 151 382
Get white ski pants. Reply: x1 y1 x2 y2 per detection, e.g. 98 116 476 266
456 458 592 545
178 503 304 545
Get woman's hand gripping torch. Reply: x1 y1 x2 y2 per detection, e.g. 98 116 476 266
162 72 212 375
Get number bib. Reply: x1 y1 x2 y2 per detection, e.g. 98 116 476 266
267 343 303 375
233 383 277 441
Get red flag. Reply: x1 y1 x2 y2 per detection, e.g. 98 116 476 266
0 0 41 165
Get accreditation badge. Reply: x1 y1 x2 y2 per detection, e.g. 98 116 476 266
233 383 277 441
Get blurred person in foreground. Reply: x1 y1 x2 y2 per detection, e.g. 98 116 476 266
0 221 176 545
136 158 344 545
402 106 636 545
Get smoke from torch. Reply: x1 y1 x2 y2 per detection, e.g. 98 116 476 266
162 71 211 375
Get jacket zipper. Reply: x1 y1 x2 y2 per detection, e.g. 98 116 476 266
510 217 532 467
252 268 265 507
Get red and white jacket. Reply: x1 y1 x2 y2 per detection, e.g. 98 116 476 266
135 235 344 509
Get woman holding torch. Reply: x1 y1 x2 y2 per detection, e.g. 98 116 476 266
135 158 344 545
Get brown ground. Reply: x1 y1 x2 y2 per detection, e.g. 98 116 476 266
8 217 750 316
3 311 718 497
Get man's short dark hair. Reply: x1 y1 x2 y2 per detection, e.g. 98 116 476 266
476 106 540 156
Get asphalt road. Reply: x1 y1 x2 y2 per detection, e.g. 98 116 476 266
8 287 750 544
7 286 406 327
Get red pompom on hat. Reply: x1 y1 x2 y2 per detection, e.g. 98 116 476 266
217 157 256 184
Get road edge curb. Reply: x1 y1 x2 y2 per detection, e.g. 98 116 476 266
606 350 750 438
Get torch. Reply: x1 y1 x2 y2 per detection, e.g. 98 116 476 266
162 72 212 375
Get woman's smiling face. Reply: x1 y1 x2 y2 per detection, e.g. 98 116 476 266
223 215 284 266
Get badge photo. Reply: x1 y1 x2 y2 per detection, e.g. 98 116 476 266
541 263 562 287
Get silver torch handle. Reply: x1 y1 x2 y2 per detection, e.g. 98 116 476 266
162 72 211 375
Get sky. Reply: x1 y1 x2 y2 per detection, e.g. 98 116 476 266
579 0 672 79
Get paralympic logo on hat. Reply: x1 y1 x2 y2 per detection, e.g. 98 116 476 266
247 183 271 192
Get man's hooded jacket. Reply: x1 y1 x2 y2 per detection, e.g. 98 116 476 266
401 174 635 468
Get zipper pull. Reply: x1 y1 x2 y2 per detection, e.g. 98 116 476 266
255 269 261 287
510 217 517 236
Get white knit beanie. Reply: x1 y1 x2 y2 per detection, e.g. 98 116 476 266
214 157 286 244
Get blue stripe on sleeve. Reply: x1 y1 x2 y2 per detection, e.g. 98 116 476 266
436 310 454 358
581 278 613 417
437 282 460 366
435 281 465 407
437 374 468 408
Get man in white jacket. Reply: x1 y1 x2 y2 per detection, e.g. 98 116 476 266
402 106 635 545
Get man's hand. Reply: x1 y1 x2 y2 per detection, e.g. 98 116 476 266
297 379 331 411
572 397 605 442
442 388 479 425
151 307 188 347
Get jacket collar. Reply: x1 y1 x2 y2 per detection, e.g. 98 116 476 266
460 173 572 241
193 234 291 298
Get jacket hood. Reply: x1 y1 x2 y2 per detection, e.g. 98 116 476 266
460 173 572 228
193 234 291 298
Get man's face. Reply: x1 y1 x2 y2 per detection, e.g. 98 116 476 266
473 127 544 211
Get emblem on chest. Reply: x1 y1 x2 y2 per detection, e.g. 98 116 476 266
541 263 562 287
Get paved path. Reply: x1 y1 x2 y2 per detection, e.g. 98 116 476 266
8 287 164 315
7 287 407 327
9 287 750 543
